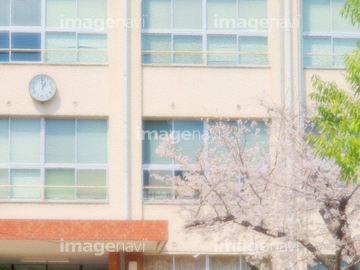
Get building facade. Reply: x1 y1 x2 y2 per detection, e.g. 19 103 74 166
0 0 357 269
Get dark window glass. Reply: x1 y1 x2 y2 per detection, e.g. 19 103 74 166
0 32 9 62
11 33 41 62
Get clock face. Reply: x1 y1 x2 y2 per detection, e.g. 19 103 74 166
29 75 56 102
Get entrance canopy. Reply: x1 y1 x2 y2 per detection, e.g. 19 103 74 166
0 219 168 265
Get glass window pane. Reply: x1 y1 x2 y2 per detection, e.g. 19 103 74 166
238 37 268 65
77 170 106 200
333 38 358 67
207 0 236 30
174 36 203 64
303 37 332 67
173 120 203 160
46 119 75 163
0 119 9 163
142 35 171 64
0 170 8 199
78 34 108 63
11 0 41 26
77 0 107 23
143 256 173 270
0 0 10 26
238 0 267 31
47 264 80 270
11 33 41 62
303 0 330 32
241 121 269 152
143 170 173 200
10 118 41 163
142 121 172 164
46 0 76 27
82 266 108 270
0 32 9 62
210 256 239 270
14 266 46 270
142 0 171 29
77 119 107 163
48 266 79 270
78 0 107 24
175 255 205 270
10 170 41 199
45 170 75 200
46 33 77 63
207 121 237 154
207 35 237 66
332 0 360 32
173 0 202 29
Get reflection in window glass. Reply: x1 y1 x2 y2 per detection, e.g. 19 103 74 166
143 170 173 201
303 37 332 67
77 170 107 200
10 170 41 199
142 35 171 64
46 119 76 163
11 33 41 62
0 170 8 199
0 33 9 62
333 38 358 67
302 0 330 32
46 33 77 63
77 119 108 164
238 37 268 65
78 34 108 63
0 0 10 26
207 0 236 30
10 118 41 163
142 0 171 29
207 35 237 65
173 36 203 65
173 0 202 29
46 0 76 27
11 0 41 26
45 170 76 200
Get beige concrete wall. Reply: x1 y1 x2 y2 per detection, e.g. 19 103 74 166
0 0 126 220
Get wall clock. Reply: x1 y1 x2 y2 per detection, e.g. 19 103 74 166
29 75 57 102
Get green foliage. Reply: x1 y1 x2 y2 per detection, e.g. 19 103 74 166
308 76 360 183
344 47 360 94
341 0 360 28
307 1 360 183
342 1 360 94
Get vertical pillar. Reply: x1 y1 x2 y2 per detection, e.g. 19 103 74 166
109 252 120 270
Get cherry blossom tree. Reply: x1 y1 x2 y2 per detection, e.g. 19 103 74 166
155 108 360 270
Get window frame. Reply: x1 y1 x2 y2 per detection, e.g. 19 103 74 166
0 0 108 64
142 255 252 270
0 117 109 203
303 0 360 68
142 119 268 202
142 120 207 201
141 0 269 67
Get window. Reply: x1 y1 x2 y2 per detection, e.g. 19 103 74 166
0 0 108 63
0 118 108 201
303 0 360 67
141 0 268 66
143 255 253 270
142 120 268 201
0 265 108 270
